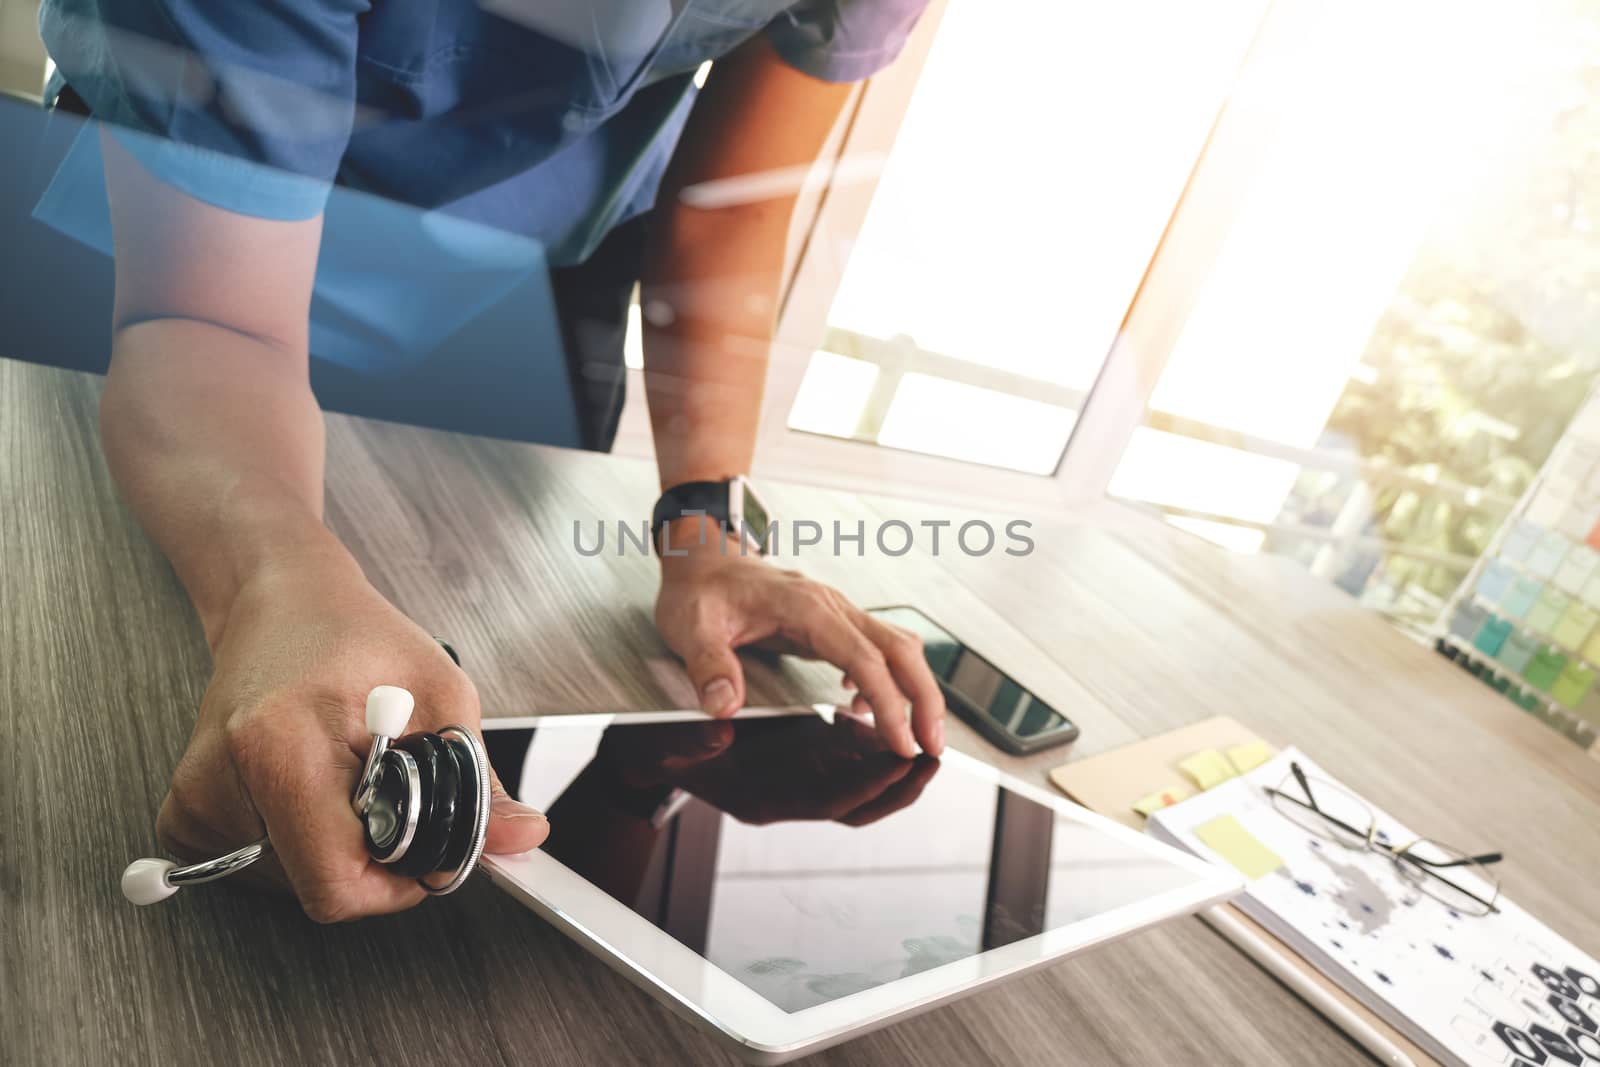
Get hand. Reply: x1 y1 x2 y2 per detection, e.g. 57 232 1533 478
595 713 940 826
155 549 549 922
654 517 946 758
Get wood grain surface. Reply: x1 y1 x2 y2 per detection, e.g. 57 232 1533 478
4 359 1596 1066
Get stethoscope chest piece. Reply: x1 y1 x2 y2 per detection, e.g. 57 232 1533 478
359 723 489 893
123 672 491 905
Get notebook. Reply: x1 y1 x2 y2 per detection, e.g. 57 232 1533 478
1048 718 1432 1064
1147 748 1600 1067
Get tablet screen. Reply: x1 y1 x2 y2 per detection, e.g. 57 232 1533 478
486 714 1196 1014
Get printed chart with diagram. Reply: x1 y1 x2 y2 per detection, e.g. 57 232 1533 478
1148 749 1600 1067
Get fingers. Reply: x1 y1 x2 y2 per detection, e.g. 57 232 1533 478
230 712 427 923
813 756 915 820
157 722 295 894
655 718 736 772
837 755 940 826
857 615 946 756
226 671 549 922
784 590 942 758
678 624 747 719
597 719 734 790
793 716 916 819
486 771 550 855
801 713 928 823
805 616 917 759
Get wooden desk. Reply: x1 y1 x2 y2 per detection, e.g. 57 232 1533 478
4 359 1597 1065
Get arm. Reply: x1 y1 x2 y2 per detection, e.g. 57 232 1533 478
640 36 852 487
99 138 546 920
643 39 946 757
98 132 332 646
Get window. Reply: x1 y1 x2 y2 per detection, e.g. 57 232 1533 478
1105 0 1600 623
777 0 1269 475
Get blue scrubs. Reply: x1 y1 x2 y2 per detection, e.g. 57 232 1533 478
34 0 927 447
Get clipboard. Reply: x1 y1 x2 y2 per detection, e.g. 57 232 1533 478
1049 717 1436 1067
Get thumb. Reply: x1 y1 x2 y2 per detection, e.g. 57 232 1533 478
682 632 746 719
485 769 549 855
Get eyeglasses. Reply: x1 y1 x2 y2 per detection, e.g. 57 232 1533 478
1263 762 1503 917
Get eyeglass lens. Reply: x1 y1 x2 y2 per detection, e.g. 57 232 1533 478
1270 771 1375 850
1395 840 1500 917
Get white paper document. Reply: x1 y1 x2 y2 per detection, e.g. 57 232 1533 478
1148 749 1600 1067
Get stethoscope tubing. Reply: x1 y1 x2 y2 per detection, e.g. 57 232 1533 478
165 836 272 887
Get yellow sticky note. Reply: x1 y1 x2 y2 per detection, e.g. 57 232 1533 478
1194 814 1284 880
1178 749 1237 791
1132 785 1194 816
1225 741 1273 775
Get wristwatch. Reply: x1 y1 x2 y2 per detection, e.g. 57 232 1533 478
651 475 772 556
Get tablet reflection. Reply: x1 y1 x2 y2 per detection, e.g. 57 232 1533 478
534 716 940 931
488 714 1081 1012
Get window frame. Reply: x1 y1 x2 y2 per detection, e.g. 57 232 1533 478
614 0 1322 516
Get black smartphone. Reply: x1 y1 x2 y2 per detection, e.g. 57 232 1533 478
867 605 1079 755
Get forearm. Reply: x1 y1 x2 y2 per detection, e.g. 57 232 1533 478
639 202 783 490
100 318 350 647
639 36 852 492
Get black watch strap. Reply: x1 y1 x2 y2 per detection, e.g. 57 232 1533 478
651 480 730 550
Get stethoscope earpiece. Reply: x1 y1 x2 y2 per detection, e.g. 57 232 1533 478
123 642 490 906
121 858 180 906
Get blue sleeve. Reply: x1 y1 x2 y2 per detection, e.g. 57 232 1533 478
765 0 931 83
40 0 367 220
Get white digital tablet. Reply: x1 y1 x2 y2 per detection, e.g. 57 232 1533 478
480 707 1241 1064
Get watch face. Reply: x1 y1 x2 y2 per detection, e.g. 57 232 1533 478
738 481 770 541
742 486 768 537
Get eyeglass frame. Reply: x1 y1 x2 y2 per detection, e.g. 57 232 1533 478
1262 761 1503 916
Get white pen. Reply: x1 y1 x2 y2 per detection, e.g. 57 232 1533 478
1201 905 1419 1067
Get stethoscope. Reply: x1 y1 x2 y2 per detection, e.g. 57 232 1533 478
120 640 491 906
